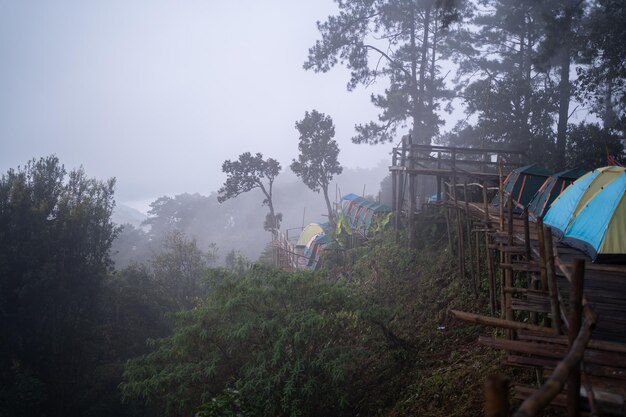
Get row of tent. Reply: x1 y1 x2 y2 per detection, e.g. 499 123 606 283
297 222 334 270
341 193 391 230
496 164 626 263
295 194 392 270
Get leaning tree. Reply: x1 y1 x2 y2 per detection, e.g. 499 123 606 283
218 152 282 232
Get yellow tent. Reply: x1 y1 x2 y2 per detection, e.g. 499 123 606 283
296 223 324 247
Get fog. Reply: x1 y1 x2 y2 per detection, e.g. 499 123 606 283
0 0 397 207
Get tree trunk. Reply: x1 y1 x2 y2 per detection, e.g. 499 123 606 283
407 1 433 248
322 185 335 225
415 1 432 146
555 4 574 169
260 183 278 232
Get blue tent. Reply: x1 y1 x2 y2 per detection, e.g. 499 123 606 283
544 166 625 238
561 172 626 262
544 166 626 262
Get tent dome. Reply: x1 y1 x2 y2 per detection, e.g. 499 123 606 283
492 164 553 209
544 166 626 262
527 168 586 218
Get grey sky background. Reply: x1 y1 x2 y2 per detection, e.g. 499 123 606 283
0 0 398 211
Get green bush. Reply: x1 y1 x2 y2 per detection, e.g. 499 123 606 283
121 265 393 417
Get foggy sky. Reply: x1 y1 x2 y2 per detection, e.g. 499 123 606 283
0 0 399 210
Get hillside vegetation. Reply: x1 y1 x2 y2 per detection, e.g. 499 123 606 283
121 220 533 417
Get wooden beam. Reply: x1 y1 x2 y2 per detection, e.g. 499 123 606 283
450 310 557 334
544 226 562 332
567 259 585 417
500 263 541 273
512 311 596 417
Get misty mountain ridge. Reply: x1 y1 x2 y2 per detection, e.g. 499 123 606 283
112 204 148 228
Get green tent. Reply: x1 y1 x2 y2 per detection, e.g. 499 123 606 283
527 168 586 218
492 164 553 209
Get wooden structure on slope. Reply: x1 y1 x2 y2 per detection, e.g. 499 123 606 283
391 142 626 416
389 139 526 247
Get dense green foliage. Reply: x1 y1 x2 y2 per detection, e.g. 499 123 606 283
577 0 626 133
0 156 117 417
121 266 397 417
0 156 544 417
566 122 626 170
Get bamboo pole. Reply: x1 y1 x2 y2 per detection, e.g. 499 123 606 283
444 181 453 254
537 217 549 329
544 226 562 332
475 230 481 292
409 172 416 248
567 259 585 417
450 310 556 334
505 193 514 337
484 375 509 417
453 178 466 279
395 139 407 242
498 159 505 318
464 181 477 294
512 309 597 417
498 157 504 231
391 150 397 214
483 181 496 315
537 219 547 288
436 151 442 202
523 212 531 260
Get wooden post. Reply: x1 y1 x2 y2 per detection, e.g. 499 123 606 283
464 181 477 293
505 193 514 337
391 150 397 214
567 259 585 417
498 158 505 318
444 179 453 254
452 176 466 279
475 230 481 292
537 218 549 327
409 172 416 248
395 140 407 242
544 226 562 332
483 182 496 315
484 375 510 417
537 218 548 292
523 212 531 261
498 157 504 232
436 151 442 202
507 193 513 246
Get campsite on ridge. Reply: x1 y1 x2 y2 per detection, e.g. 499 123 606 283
1 1 626 417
